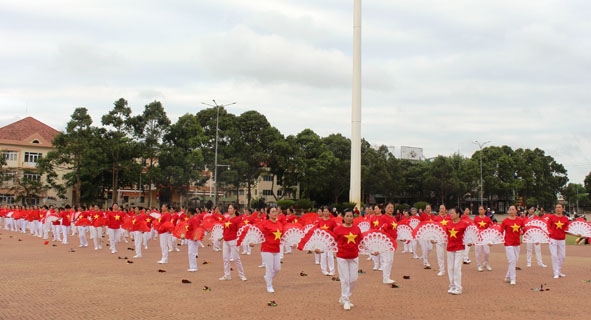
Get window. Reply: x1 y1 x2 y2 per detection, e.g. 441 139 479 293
239 190 244 195
263 175 274 182
277 190 283 196
4 170 17 182
3 151 17 161
23 173 41 182
262 189 273 196
24 152 42 164
0 194 15 204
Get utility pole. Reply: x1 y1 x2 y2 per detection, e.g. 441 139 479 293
473 140 491 207
201 100 236 206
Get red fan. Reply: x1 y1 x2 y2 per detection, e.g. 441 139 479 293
236 225 265 246
525 219 548 233
201 216 217 232
396 224 413 241
187 227 205 241
174 221 189 239
158 221 175 233
210 223 224 241
413 221 447 244
149 211 162 219
359 230 396 254
567 220 591 237
298 228 337 253
477 228 504 245
135 219 151 233
523 226 550 244
281 226 305 247
357 221 370 233
463 225 479 245
408 218 421 230
121 215 133 231
299 212 319 226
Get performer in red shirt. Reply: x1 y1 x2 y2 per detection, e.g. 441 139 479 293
186 207 202 272
500 205 524 285
370 204 383 271
525 206 547 268
219 204 247 281
157 204 173 264
419 204 434 269
130 207 148 258
547 203 577 279
240 208 253 255
90 205 106 251
105 203 123 254
473 205 493 272
378 202 398 284
334 209 363 311
257 206 283 293
74 206 91 248
315 206 337 276
59 205 73 245
446 208 471 295
432 204 451 276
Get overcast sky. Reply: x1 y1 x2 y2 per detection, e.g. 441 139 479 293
1 0 590 184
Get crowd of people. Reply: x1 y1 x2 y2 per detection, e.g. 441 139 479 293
0 202 586 311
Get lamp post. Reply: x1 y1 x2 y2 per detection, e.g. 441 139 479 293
202 100 236 206
473 140 490 207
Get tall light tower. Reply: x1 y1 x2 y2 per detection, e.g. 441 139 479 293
350 0 362 207
473 140 490 207
202 100 236 206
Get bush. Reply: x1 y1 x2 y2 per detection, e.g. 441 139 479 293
413 201 429 210
295 199 316 211
276 199 295 209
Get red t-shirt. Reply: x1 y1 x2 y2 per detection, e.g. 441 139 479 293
59 210 72 226
547 215 570 240
420 212 435 222
501 217 524 246
474 215 493 230
315 218 337 232
260 220 283 253
106 210 124 229
433 214 451 228
446 220 467 252
379 214 398 241
370 215 382 229
222 215 242 241
334 224 363 259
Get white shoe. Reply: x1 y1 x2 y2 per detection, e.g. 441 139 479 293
539 263 547 268
258 264 265 268
447 288 455 294
437 271 445 277
504 278 510 283
338 297 354 307
219 276 231 281
526 263 531 267
240 276 247 281
559 273 566 277
510 280 516 285
175 248 180 252
157 260 167 264
477 266 483 272
327 272 335 276
553 275 559 279
451 290 462 295
344 302 351 311
383 279 395 284
187 268 197 272
133 254 142 258
486 265 492 271
266 286 275 293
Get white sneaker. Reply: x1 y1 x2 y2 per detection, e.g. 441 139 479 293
486 265 492 271
157 260 167 264
327 272 335 276
539 263 547 268
240 276 247 281
133 254 142 258
437 271 445 277
504 278 510 283
383 279 395 284
343 302 351 311
187 268 197 272
219 276 231 281
477 266 484 272
338 297 354 307
451 290 462 295
175 248 180 252
553 275 559 279
526 263 531 267
266 286 275 293
559 273 566 277
258 264 265 268
510 280 516 285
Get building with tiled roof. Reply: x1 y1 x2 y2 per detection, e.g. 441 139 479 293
0 117 69 206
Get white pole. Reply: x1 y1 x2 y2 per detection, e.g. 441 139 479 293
350 0 362 206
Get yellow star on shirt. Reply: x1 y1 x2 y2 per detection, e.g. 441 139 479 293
391 221 398 229
225 221 231 228
294 219 298 224
440 219 448 226
321 224 329 230
132 219 136 224
115 214 120 221
184 217 189 221
449 228 458 238
94 214 99 220
478 221 487 228
244 219 250 225
555 220 564 229
511 223 520 232
344 232 358 244
373 220 379 227
273 229 282 240
185 225 189 231
146 218 151 223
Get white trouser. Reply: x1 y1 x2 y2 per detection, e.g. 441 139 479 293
504 245 520 281
187 239 201 270
463 245 471 260
107 228 120 253
548 239 566 276
133 231 144 256
420 240 432 266
169 236 179 251
320 251 335 274
159 232 171 262
143 232 151 249
447 251 464 292
61 226 70 244
222 239 245 278
213 238 221 251
52 225 61 241
372 253 380 269
475 244 490 267
78 226 88 246
526 242 544 265
91 227 103 249
315 252 320 264
261 252 281 289
241 243 251 254
436 242 445 272
381 251 394 282
337 257 359 304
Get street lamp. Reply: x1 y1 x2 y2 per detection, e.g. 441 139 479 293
473 140 491 207
201 100 236 206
